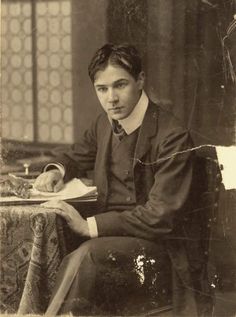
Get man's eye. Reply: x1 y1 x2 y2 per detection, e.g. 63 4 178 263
97 87 107 93
116 83 126 89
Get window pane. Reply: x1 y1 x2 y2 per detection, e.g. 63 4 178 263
1 1 34 142
36 0 73 143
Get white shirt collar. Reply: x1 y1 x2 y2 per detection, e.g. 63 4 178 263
114 90 149 135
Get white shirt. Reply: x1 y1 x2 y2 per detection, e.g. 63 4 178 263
45 90 149 238
115 90 148 135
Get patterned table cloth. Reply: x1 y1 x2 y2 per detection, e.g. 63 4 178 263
0 204 71 315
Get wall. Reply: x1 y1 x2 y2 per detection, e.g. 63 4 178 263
106 0 235 146
71 0 108 139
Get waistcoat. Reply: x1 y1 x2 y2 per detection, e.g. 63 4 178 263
107 129 139 211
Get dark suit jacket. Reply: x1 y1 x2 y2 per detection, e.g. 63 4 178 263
56 100 210 314
57 100 192 237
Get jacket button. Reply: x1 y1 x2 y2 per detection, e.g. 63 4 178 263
126 196 131 202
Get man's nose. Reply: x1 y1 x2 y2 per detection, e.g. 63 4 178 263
107 89 118 103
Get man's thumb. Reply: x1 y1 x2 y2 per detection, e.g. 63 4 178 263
53 179 64 192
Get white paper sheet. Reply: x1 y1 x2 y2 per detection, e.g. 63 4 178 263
0 178 97 203
216 145 236 190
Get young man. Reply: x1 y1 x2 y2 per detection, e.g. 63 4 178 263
35 44 211 316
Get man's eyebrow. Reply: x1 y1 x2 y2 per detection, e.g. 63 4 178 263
113 79 129 84
94 84 107 87
95 79 128 87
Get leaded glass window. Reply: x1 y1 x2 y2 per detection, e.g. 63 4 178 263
1 0 73 144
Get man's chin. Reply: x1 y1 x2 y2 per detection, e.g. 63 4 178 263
109 113 127 120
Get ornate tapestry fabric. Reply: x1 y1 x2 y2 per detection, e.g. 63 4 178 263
0 205 69 314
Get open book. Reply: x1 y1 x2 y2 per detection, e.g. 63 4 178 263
0 178 97 204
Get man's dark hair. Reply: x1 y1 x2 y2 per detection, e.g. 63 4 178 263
88 43 142 82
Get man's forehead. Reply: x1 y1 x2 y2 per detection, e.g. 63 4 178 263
94 64 132 85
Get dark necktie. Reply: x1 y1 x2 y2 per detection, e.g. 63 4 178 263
112 120 126 140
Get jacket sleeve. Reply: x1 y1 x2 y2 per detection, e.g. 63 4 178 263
53 116 99 182
94 129 194 241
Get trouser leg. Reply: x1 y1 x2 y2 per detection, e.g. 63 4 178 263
46 236 171 316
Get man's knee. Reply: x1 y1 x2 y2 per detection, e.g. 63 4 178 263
61 237 130 275
60 239 98 274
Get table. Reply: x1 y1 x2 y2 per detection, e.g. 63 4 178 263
0 204 86 315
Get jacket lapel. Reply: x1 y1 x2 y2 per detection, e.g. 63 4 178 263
133 101 158 169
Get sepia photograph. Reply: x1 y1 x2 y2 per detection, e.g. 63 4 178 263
1 0 236 316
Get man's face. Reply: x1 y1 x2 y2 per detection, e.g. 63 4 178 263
94 64 145 120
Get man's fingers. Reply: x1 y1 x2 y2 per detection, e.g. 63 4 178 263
54 179 64 192
34 175 45 191
46 183 54 192
41 200 71 213
34 175 52 192
41 199 61 208
54 209 71 222
41 200 72 223
34 170 63 192
40 200 80 222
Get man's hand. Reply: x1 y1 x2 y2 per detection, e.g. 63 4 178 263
34 170 64 192
41 200 90 237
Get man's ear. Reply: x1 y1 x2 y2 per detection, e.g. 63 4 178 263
137 71 145 89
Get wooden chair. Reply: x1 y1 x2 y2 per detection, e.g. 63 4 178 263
135 154 222 317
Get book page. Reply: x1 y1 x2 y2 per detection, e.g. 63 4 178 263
0 178 97 203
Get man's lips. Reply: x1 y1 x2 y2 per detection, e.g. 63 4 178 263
108 106 123 111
